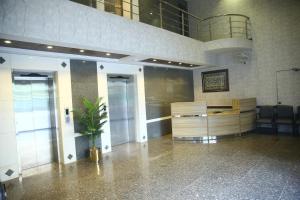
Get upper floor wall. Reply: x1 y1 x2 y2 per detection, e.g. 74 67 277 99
0 0 209 66
0 0 254 69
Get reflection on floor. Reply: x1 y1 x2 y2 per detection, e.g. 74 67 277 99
6 133 300 200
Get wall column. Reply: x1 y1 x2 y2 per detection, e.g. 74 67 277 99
0 53 19 181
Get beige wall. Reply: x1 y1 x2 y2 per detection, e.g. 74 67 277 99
194 50 256 101
190 0 300 107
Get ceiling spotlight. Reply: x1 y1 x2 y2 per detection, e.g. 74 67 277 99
105 53 111 56
47 45 53 49
168 61 172 64
4 40 12 44
153 59 157 62
79 49 85 53
179 62 182 65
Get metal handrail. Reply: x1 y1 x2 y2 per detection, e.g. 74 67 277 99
70 0 252 42
160 0 202 21
198 13 251 41
200 14 250 22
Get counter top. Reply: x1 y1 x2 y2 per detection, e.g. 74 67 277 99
207 109 240 116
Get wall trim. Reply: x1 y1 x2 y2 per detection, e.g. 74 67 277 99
146 116 172 124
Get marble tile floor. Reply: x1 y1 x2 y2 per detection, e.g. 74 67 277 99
5 133 300 200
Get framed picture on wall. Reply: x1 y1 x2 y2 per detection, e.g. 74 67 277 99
201 69 229 92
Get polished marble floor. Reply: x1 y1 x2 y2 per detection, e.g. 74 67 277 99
6 133 300 200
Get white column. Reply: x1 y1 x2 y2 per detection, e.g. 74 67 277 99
122 0 132 19
132 0 139 21
96 0 105 11
135 71 147 142
55 68 77 164
0 53 19 181
97 69 112 153
121 0 139 21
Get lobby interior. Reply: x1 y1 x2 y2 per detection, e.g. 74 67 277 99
0 0 300 199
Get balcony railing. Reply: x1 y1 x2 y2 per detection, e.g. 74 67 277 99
70 0 252 42
197 14 252 42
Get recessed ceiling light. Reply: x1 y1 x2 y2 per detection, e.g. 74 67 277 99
106 53 111 56
179 62 182 65
80 49 85 53
153 59 157 62
4 40 12 44
47 45 53 49
168 61 172 64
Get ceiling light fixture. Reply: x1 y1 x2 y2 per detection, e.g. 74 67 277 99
80 49 85 53
153 59 157 62
47 45 53 49
106 53 111 56
190 64 193 67
4 40 12 44
168 61 172 64
179 62 182 65
150 12 153 15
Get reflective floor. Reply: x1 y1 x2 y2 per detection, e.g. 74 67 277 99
6 133 300 200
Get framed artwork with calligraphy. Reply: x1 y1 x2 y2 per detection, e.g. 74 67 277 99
201 69 229 92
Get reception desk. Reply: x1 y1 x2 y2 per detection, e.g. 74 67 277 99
171 102 208 138
207 110 240 136
171 98 256 139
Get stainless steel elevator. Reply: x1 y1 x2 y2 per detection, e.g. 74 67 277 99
108 75 136 146
13 72 58 170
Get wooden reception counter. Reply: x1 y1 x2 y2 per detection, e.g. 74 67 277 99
207 110 240 136
171 98 256 139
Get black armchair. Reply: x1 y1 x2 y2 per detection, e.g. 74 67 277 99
256 106 275 133
275 105 295 134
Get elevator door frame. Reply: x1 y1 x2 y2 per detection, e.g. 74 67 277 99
97 62 148 154
12 71 60 172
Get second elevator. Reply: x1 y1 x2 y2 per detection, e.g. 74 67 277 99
107 75 136 147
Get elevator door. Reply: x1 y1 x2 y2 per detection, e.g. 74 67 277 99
108 77 135 146
13 77 55 170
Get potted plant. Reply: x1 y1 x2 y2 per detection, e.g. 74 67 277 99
73 97 107 162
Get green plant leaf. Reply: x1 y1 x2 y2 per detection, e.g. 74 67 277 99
72 97 108 147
